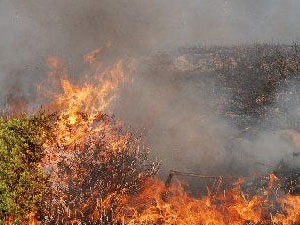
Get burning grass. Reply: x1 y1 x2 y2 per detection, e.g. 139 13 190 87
2 44 300 224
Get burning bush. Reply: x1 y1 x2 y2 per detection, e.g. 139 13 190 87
41 113 159 224
38 48 159 224
0 111 159 224
1 47 159 224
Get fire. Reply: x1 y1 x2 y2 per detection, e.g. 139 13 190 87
37 46 160 224
10 46 300 224
107 175 300 225
45 46 131 148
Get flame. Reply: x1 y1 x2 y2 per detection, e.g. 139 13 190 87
44 47 132 148
29 46 300 224
105 177 300 225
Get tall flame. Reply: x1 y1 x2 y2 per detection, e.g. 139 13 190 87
43 46 134 148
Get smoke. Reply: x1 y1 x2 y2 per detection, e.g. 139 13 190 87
1 0 300 177
1 1 300 59
112 54 229 176
1 0 300 76
112 52 294 178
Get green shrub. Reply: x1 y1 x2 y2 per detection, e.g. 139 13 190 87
0 113 52 224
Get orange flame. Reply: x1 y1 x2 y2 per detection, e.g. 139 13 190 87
42 46 134 149
104 177 300 225
36 46 300 224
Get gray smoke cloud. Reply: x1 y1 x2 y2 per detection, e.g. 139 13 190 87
113 52 298 178
0 1 299 72
1 0 300 178
1 0 300 60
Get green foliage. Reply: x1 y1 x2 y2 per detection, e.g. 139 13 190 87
0 113 52 224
